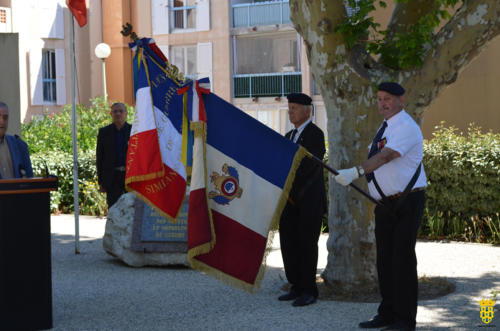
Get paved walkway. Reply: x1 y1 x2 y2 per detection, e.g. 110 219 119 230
50 215 500 330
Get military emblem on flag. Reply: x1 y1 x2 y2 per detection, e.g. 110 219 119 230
209 164 243 205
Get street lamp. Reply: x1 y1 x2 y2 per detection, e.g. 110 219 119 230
95 43 111 100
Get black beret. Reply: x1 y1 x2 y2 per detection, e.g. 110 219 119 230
286 92 312 105
377 82 405 96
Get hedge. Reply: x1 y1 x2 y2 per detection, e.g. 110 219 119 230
420 124 500 243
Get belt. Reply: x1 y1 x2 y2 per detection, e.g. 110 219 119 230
387 187 425 200
114 166 126 171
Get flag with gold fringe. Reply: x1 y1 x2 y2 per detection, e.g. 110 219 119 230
186 82 307 292
125 38 190 219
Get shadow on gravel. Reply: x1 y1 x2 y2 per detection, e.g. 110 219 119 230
313 270 500 303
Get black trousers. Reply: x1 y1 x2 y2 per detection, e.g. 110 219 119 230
106 170 127 209
279 198 323 297
375 190 425 328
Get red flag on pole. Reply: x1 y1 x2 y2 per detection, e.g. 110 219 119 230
67 0 87 27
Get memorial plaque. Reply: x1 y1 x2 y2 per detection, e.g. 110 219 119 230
131 195 188 253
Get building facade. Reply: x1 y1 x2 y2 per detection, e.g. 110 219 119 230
1 0 499 139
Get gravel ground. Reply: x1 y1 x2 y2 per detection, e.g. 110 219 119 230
50 215 500 330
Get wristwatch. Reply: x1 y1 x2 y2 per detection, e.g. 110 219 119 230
356 166 365 176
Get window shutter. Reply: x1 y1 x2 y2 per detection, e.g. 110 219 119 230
197 42 212 87
40 0 64 39
152 0 170 35
196 0 210 31
29 49 43 106
55 48 66 105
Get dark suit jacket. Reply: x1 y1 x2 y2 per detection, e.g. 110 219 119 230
96 122 131 190
285 121 327 213
0 135 33 179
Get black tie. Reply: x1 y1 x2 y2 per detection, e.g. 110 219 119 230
366 121 387 182
290 129 298 142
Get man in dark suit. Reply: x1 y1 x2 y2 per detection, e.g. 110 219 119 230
96 102 132 209
279 93 327 307
0 101 33 179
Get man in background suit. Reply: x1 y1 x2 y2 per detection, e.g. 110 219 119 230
96 102 131 209
278 93 327 307
0 101 33 179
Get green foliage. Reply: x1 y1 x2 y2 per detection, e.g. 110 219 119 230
420 124 500 243
31 151 107 216
335 0 460 69
23 97 134 154
21 97 134 215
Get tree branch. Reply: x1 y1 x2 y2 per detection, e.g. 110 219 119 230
404 0 500 120
386 0 439 38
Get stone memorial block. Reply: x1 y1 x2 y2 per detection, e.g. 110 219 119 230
103 192 189 267
131 195 188 253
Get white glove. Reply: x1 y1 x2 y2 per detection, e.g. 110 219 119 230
334 167 359 186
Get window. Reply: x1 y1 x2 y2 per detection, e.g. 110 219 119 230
0 7 11 32
171 0 196 30
170 45 197 78
152 0 210 34
42 50 57 103
0 8 7 23
30 48 66 106
235 33 299 74
345 0 360 17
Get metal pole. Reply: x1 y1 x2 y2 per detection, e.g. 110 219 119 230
70 16 80 254
307 152 383 207
101 58 107 100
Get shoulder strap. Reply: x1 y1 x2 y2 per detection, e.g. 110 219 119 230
394 163 422 210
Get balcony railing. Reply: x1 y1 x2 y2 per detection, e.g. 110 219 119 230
232 1 290 28
233 72 301 98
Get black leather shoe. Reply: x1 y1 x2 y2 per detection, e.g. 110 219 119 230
381 322 414 331
278 290 299 301
292 294 317 307
359 315 393 329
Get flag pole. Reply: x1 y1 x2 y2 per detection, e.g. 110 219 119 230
69 15 80 254
307 153 383 207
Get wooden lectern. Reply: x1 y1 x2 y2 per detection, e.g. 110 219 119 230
0 177 58 330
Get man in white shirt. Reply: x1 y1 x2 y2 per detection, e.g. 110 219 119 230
334 82 426 331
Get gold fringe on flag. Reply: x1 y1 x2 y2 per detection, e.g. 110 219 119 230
186 121 217 261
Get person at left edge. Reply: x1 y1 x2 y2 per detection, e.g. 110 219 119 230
96 102 131 209
278 92 327 307
0 101 33 179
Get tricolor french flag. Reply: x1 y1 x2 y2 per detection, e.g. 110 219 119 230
125 39 187 219
188 90 306 292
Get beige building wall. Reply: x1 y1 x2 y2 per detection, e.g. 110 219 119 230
422 36 500 138
102 0 135 106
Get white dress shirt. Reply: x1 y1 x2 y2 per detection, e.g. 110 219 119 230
368 110 427 200
292 118 311 143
